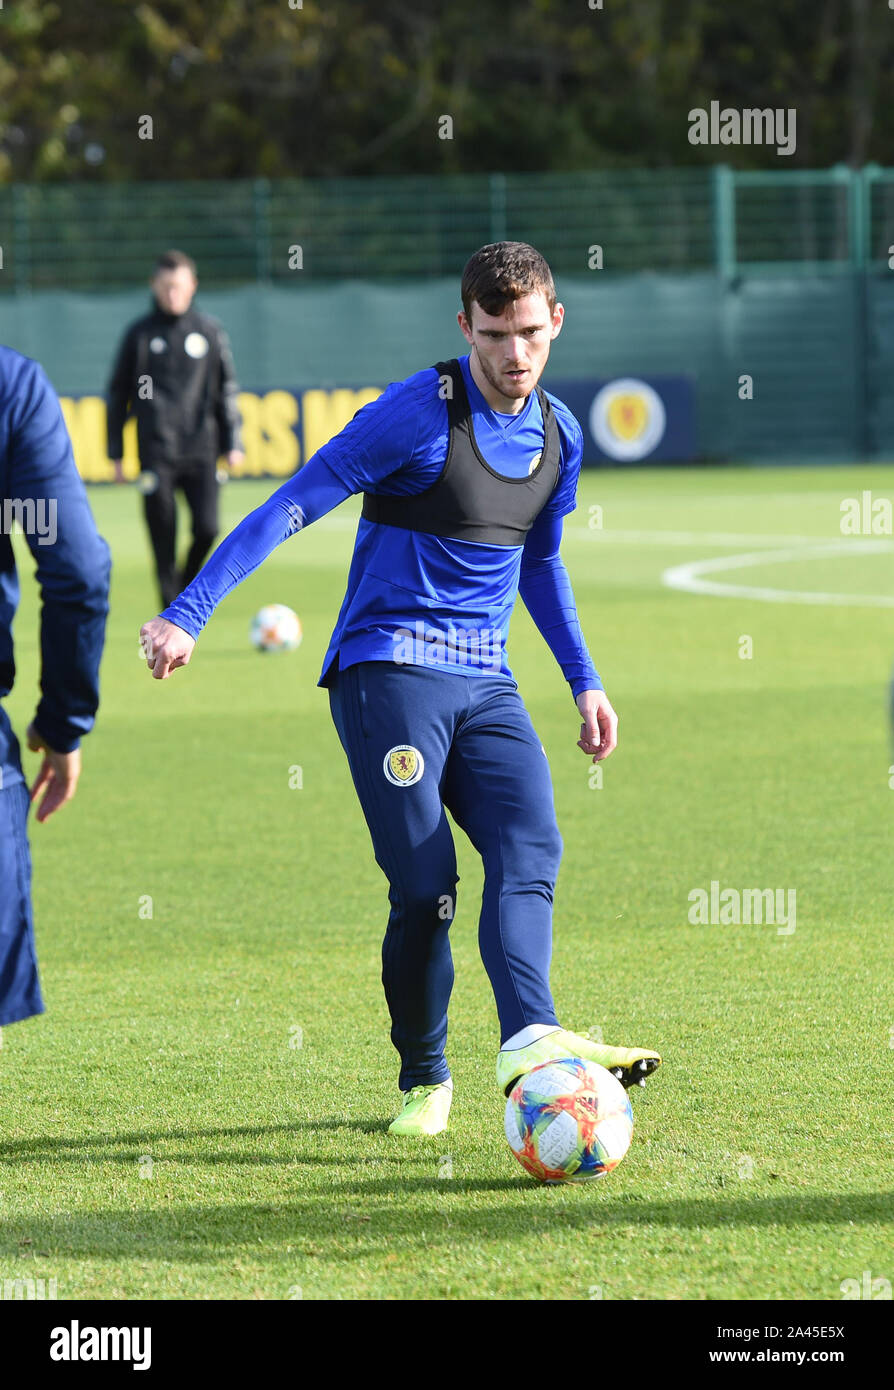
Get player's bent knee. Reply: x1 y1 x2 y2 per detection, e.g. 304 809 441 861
538 826 563 880
392 875 458 928
516 822 563 879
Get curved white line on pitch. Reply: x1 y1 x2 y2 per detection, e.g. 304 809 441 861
662 540 894 607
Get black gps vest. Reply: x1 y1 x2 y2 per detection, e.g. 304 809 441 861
360 358 560 547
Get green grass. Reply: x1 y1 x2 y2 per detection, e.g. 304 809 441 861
1 464 892 1300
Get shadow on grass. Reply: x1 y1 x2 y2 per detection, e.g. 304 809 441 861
0 1190 889 1266
0 1119 390 1162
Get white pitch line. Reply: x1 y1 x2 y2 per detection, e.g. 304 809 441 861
662 539 894 608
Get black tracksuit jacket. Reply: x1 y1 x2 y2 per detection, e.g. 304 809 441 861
106 300 243 466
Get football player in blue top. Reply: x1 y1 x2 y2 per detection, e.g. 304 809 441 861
0 347 111 1032
139 242 661 1136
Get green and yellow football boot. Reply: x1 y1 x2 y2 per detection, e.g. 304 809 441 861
496 1029 661 1096
387 1082 453 1136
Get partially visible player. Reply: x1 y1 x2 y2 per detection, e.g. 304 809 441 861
138 243 661 1136
0 347 111 1031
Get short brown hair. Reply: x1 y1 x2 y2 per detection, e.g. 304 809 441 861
461 242 556 324
153 249 197 278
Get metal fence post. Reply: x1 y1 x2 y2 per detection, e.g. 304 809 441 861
712 165 737 456
845 164 872 457
712 164 735 282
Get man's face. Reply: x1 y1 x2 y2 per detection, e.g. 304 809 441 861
458 290 564 402
151 266 197 315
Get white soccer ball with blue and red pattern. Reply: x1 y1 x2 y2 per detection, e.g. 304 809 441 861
505 1057 634 1183
250 603 302 652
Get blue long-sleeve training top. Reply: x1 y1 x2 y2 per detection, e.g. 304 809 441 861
0 347 111 790
161 353 602 699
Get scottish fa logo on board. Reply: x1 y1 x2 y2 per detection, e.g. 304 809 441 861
590 379 666 462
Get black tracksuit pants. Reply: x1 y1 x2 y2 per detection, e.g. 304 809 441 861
141 457 220 609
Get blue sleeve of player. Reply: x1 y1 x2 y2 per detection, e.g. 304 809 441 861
160 377 427 640
518 423 602 699
539 417 584 521
312 376 425 492
8 359 111 751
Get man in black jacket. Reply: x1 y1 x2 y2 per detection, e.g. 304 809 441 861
107 250 245 607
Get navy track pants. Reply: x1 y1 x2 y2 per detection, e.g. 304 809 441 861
328 660 562 1089
0 773 44 1026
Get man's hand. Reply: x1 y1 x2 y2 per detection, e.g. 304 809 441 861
140 617 196 680
576 688 618 762
227 450 245 470
25 721 82 823
111 459 126 484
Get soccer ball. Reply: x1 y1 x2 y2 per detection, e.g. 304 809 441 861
505 1057 634 1183
250 604 302 652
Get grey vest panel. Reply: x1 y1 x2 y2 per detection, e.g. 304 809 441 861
360 358 561 547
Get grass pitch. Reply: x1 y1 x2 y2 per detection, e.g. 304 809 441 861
1 463 892 1301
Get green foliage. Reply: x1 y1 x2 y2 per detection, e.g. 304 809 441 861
0 1 891 182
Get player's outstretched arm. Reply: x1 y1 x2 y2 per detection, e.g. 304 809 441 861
138 450 356 676
138 374 426 675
